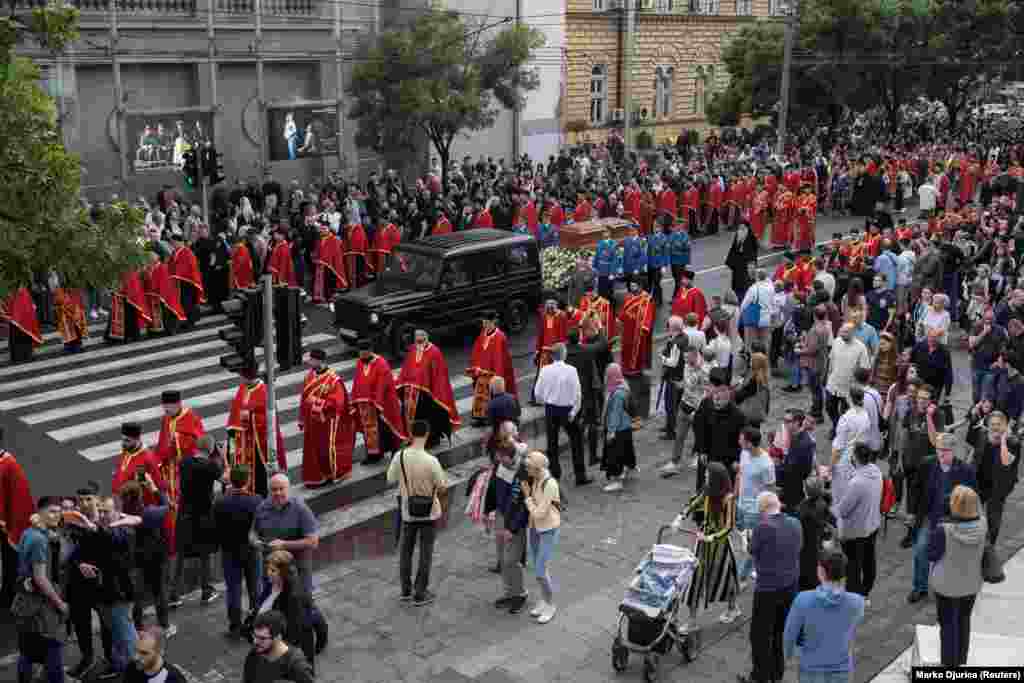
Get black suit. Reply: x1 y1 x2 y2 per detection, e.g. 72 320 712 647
567 339 605 465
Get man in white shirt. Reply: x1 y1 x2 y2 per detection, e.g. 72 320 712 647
825 324 871 438
740 269 777 360
853 368 884 455
896 238 916 313
917 176 938 215
533 343 585 484
813 257 836 301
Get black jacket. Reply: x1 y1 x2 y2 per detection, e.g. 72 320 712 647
692 401 746 471
566 341 599 395
975 439 1020 503
796 494 834 591
177 453 224 557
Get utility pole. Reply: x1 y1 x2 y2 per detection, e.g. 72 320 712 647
262 274 279 476
333 0 345 177
776 0 797 160
255 0 266 173
622 0 636 155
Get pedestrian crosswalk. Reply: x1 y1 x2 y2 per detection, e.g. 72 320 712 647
0 313 494 484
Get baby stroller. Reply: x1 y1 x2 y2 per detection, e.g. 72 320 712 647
612 525 700 681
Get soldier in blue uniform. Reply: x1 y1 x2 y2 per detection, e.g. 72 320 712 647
667 217 692 299
646 221 669 305
621 225 647 293
592 228 618 302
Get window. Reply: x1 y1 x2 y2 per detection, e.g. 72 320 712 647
654 0 673 12
694 68 705 115
735 0 752 14
655 65 674 118
590 65 608 125
769 0 786 15
472 251 506 280
440 258 472 289
694 0 719 13
508 246 531 270
593 0 605 9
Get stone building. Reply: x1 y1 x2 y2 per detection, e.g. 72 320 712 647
15 0 560 201
562 0 779 146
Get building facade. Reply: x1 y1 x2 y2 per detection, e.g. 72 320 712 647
563 0 778 146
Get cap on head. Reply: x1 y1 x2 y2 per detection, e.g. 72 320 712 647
309 348 327 361
161 390 181 404
121 422 142 439
682 268 696 280
481 309 498 321
357 338 373 353
241 364 259 380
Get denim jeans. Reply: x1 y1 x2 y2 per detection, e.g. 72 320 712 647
912 523 933 594
223 547 262 628
17 633 64 683
972 368 990 406
799 670 850 683
101 602 137 673
789 355 803 387
529 527 559 603
737 508 760 580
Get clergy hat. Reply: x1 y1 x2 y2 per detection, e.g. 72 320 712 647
161 390 181 404
241 363 259 379
798 248 811 257
121 422 142 439
309 348 327 361
481 309 498 320
682 268 696 280
832 232 843 240
783 250 795 261
356 338 373 352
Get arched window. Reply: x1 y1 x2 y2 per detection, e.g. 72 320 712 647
590 65 608 125
655 65 674 118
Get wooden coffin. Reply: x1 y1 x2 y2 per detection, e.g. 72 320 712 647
558 217 634 250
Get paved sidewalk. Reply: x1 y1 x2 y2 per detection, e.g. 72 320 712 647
6 344 1024 683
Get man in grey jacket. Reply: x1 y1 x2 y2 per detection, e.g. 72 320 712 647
912 236 944 292
833 443 882 604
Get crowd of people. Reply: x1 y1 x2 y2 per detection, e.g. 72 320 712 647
6 110 1024 682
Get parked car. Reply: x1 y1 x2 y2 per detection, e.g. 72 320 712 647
333 229 542 357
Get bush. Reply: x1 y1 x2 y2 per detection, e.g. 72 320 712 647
688 129 700 145
636 129 654 149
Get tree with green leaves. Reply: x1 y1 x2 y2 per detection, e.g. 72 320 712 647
0 6 147 302
348 10 545 191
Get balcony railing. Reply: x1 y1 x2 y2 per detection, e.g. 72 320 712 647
12 0 316 16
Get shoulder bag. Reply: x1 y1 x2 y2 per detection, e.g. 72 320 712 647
740 286 762 328
400 449 435 519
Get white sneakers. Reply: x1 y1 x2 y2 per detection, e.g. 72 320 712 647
719 606 742 624
659 462 680 477
688 456 700 469
536 603 557 624
530 600 547 617
603 479 623 492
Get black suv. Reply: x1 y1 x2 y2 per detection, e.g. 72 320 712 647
333 229 542 356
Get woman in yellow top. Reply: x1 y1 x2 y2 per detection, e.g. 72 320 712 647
522 451 561 625
672 461 740 631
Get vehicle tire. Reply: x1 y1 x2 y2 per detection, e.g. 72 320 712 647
612 641 628 672
391 322 416 359
505 299 529 334
643 654 659 682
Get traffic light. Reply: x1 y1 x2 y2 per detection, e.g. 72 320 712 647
274 286 303 371
219 288 263 373
182 149 198 189
204 145 226 186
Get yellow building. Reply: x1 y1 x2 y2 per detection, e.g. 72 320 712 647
563 0 780 145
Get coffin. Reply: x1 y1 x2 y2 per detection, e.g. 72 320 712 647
558 218 634 250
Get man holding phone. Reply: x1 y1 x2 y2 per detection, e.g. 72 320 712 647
112 423 166 504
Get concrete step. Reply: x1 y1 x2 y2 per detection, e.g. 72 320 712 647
912 623 1024 667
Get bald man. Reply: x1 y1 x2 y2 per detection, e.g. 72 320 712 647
253 475 319 593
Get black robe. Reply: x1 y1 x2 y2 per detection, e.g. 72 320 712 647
725 231 759 300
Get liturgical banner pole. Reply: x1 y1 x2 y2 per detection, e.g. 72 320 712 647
262 274 279 476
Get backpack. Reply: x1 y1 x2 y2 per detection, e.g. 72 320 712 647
880 478 897 515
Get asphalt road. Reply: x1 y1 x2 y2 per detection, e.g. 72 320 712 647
0 211 863 499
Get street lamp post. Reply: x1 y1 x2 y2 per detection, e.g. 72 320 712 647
776 0 797 159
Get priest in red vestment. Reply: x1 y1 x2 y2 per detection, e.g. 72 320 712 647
312 225 347 304
0 439 33 607
170 233 205 327
299 348 356 487
111 422 167 505
579 284 616 341
657 182 679 220
670 269 708 326
546 199 565 228
2 287 42 364
535 299 568 401
618 282 656 376
107 268 151 343
397 330 460 449
432 213 453 236
54 287 88 353
227 365 288 497
351 340 407 465
771 188 795 249
682 182 700 231
344 222 371 287
145 253 186 336
473 203 494 228
795 184 818 252
574 192 593 222
154 389 206 556
467 310 517 424
230 239 255 290
268 229 298 287
369 218 402 274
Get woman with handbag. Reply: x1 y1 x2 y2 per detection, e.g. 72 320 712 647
671 462 741 631
734 353 771 429
739 270 776 367
928 485 987 667
601 363 637 493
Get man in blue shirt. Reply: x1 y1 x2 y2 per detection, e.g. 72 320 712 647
621 225 647 293
908 431 976 603
872 240 898 294
783 548 865 683
667 220 692 299
592 228 618 302
646 226 669 306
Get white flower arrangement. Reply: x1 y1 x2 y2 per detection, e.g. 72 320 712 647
541 246 595 292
